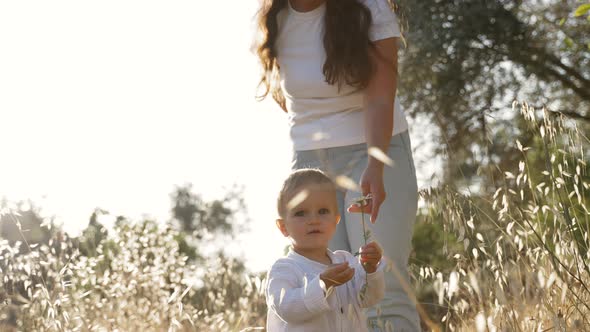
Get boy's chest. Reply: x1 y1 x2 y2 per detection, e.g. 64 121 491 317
297 272 365 331
299 270 359 313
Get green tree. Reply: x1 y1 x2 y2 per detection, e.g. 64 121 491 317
170 184 245 235
169 184 248 260
77 208 109 257
396 0 590 188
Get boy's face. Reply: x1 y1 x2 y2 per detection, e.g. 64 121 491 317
276 184 340 253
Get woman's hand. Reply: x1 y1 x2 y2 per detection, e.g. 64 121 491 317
347 163 385 223
359 241 382 273
320 262 355 289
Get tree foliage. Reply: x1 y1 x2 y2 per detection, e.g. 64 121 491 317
396 0 590 187
170 184 246 237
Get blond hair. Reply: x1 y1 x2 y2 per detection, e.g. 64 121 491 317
277 168 337 218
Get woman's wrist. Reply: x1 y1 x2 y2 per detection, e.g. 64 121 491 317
366 158 385 172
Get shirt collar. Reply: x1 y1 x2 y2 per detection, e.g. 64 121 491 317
287 248 339 267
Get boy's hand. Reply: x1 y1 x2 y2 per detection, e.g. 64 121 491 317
320 262 355 289
359 241 382 273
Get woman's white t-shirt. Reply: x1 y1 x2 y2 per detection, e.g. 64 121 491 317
276 0 409 151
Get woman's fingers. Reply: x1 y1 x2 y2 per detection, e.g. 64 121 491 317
370 191 385 223
347 192 386 223
347 201 372 213
347 193 374 214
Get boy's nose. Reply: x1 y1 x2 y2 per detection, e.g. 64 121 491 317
306 215 321 224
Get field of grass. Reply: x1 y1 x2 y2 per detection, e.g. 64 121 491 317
1 103 589 331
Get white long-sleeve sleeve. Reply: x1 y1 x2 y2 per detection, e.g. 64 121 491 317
351 258 386 308
266 261 332 323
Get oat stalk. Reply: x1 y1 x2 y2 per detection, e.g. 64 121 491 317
354 194 372 301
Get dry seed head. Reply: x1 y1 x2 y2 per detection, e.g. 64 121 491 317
335 175 360 192
368 147 394 167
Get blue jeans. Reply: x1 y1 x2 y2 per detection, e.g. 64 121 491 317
292 130 421 332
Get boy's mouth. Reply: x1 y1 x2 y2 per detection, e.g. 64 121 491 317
307 229 322 234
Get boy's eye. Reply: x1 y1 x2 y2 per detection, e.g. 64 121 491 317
319 208 330 215
294 210 305 217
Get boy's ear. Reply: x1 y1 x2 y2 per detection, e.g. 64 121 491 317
276 219 289 237
336 214 341 224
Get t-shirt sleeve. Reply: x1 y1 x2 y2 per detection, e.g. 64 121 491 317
365 0 401 41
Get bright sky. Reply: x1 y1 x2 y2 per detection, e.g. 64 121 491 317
0 0 436 272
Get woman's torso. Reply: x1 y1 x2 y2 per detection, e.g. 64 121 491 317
275 0 408 151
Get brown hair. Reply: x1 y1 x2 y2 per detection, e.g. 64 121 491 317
277 168 337 218
255 0 380 111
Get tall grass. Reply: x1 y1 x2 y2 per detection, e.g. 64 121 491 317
416 102 590 331
0 220 266 331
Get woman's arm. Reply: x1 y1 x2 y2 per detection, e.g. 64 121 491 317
355 37 399 223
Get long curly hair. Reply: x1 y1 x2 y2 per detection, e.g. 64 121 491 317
255 0 403 111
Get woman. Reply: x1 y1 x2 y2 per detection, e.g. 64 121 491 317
255 0 420 330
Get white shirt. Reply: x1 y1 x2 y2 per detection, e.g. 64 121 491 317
276 0 409 151
265 249 385 332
